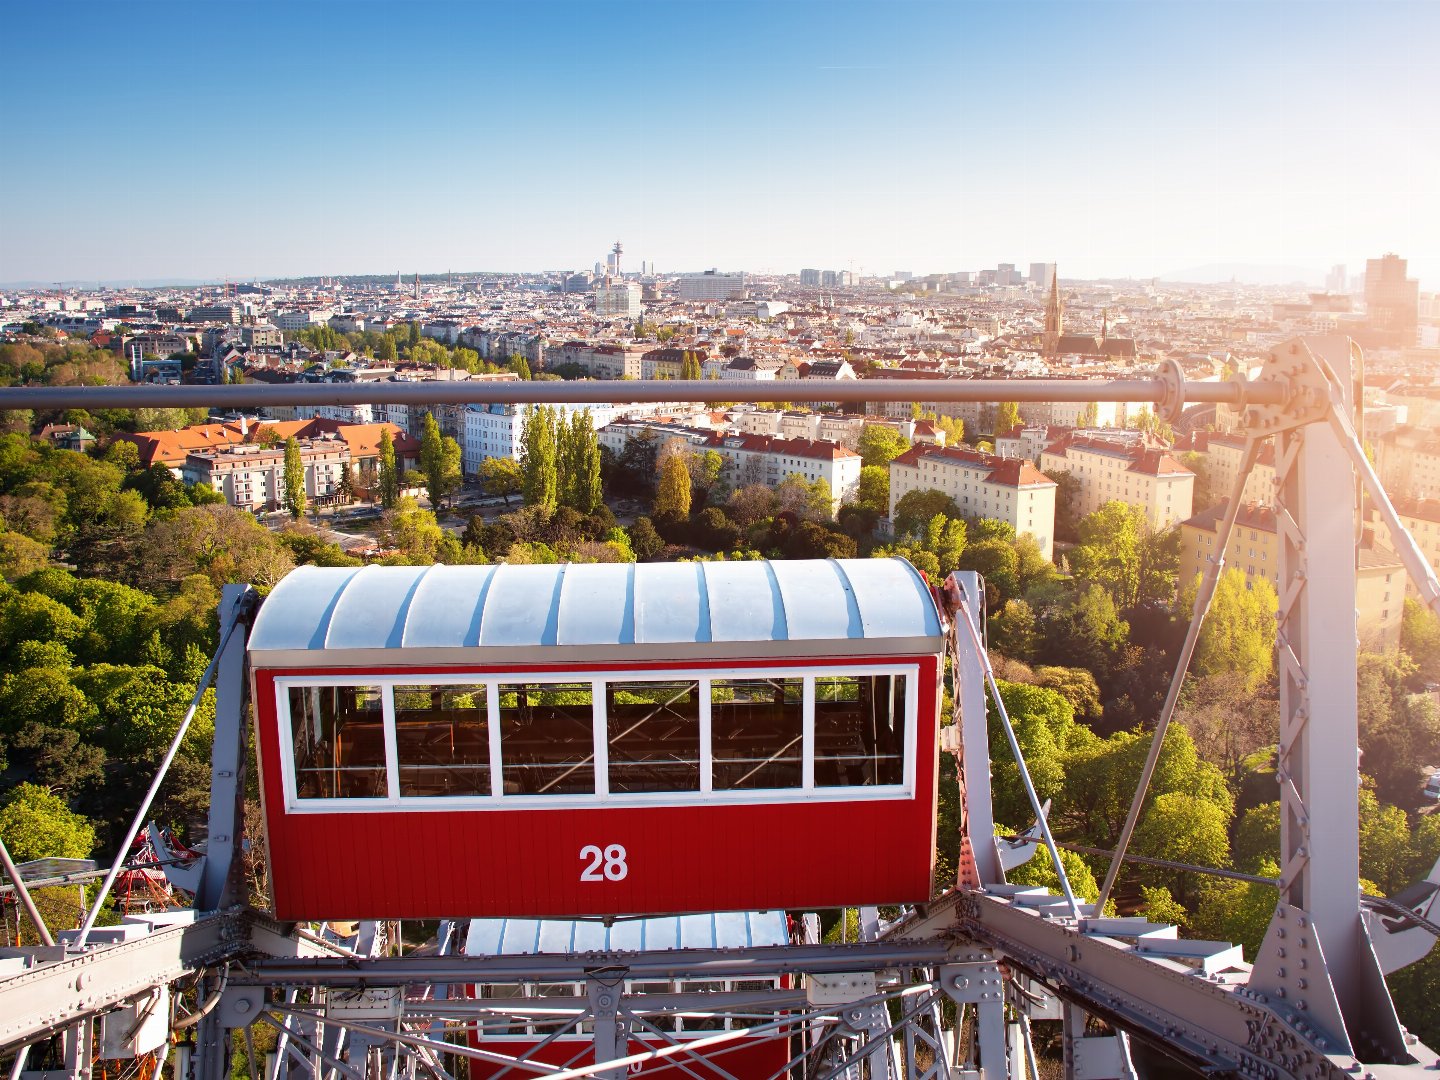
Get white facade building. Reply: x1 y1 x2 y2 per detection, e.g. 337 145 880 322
675 271 746 301
888 445 1058 559
1039 433 1195 530
594 282 643 320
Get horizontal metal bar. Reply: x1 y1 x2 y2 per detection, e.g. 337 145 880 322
237 940 958 986
0 376 1283 411
404 989 813 1018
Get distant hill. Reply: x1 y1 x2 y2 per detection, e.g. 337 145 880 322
1158 263 1325 287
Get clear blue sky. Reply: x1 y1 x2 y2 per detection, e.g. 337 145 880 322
2 0 1437 288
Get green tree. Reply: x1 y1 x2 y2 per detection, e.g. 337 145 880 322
335 464 355 506
628 516 665 560
509 354 533 380
574 414 603 514
1040 585 1130 680
377 427 401 510
1357 650 1440 807
1032 665 1103 722
1070 502 1147 609
934 415 965 445
989 599 1038 661
380 497 473 564
1044 468 1083 542
1402 597 1440 680
479 456 523 505
654 451 693 520
1132 791 1233 905
0 783 95 861
994 401 1021 435
419 413 462 511
142 505 295 592
1181 568 1278 692
520 406 559 513
893 489 960 538
855 465 889 514
856 425 910 469
1077 402 1100 428
282 437 306 520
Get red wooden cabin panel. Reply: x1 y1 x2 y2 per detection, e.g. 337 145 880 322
252 655 939 920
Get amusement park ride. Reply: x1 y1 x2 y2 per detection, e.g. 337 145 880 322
1 336 1439 1080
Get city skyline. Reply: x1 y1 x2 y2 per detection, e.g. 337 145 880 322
2 0 1437 288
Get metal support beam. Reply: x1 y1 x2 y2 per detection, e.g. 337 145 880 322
0 375 1287 412
1254 337 1409 1064
946 572 1000 885
197 585 257 912
586 976 625 1080
236 939 960 987
0 912 245 1048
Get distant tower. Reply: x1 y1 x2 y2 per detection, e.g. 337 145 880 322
1101 307 1109 340
414 273 420 300
1043 269 1064 356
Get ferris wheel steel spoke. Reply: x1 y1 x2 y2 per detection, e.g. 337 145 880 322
810 990 940 1080
257 1013 365 1080
1095 437 1261 914
74 617 240 948
951 601 1080 917
0 836 54 948
275 1006 567 1076
620 1010 745 1080
1325 394 1440 616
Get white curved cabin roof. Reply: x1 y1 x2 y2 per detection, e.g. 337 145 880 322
248 558 942 667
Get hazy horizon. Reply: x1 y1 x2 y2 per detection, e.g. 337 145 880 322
3 0 1436 290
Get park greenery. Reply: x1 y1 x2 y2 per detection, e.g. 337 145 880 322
0 405 1435 1040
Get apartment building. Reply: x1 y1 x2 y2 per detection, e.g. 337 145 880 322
1040 432 1194 530
1182 500 1403 649
1375 428 1440 501
544 341 645 379
599 420 861 516
888 444 1057 559
1017 399 1126 429
594 282 643 320
1174 431 1277 507
721 356 782 381
675 271 746 301
1367 496 1440 600
182 437 350 512
464 401 693 475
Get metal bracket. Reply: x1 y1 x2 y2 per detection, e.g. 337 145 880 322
1241 340 1334 437
939 961 1004 1006
1154 358 1188 424
216 986 266 1029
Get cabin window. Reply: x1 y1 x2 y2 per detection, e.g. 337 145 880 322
499 682 595 795
814 674 907 786
480 983 526 1035
607 679 701 793
711 677 803 790
730 978 778 1028
288 685 385 799
630 981 677 1032
678 981 727 1031
278 664 916 807
393 683 489 797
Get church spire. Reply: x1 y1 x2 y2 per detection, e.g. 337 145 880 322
1043 268 1063 356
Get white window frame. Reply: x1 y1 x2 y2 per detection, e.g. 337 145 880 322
274 663 920 815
